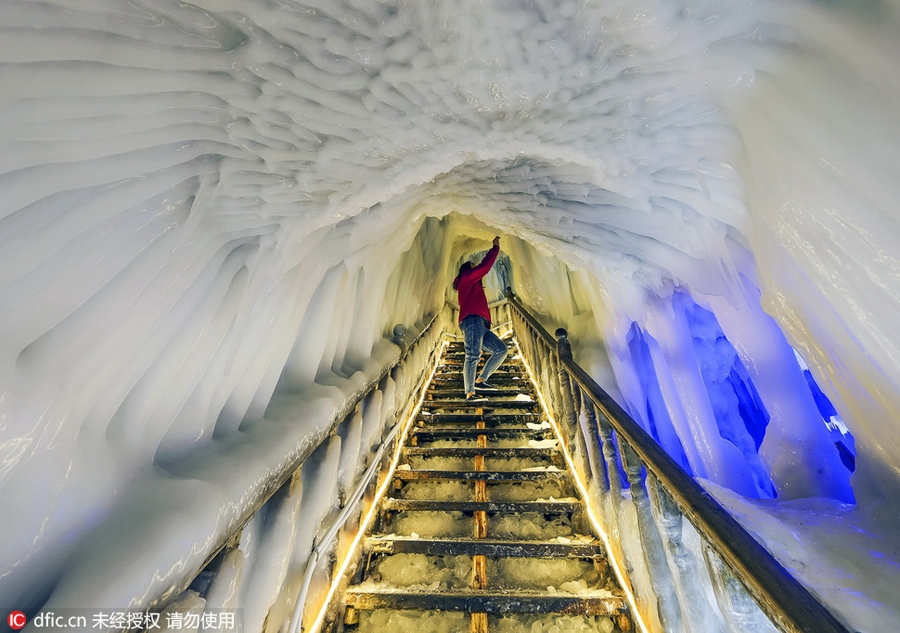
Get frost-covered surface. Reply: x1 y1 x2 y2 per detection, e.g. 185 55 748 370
356 609 468 633
702 480 900 633
367 554 609 595
367 554 472 591
484 456 552 471
399 481 474 501
489 558 604 593
357 611 620 633
406 455 558 471
387 512 473 539
491 614 618 633
491 514 576 541
490 481 570 502
407 456 472 471
386 508 586 542
427 439 480 449
2 0 900 628
397 478 570 501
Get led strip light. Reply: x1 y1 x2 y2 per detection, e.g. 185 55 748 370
512 336 652 633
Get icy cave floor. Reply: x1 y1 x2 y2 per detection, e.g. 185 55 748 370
703 481 900 632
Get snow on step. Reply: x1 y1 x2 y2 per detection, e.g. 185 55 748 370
336 337 632 632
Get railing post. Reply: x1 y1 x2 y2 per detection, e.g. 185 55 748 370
554 328 595 487
526 326 542 384
554 328 578 446
649 475 725 633
595 408 624 499
545 349 564 427
580 392 609 493
523 321 539 376
566 383 592 484
620 440 684 633
703 545 780 633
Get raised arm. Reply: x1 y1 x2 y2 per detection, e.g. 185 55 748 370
468 237 501 280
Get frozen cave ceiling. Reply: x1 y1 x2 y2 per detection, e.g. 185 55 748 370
2 0 900 616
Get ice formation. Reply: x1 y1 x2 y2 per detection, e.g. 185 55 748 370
388 511 473 540
368 553 472 591
2 0 900 630
357 611 619 633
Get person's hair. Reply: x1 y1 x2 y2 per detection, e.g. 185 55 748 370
453 261 474 290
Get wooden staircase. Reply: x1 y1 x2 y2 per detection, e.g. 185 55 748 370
333 337 633 633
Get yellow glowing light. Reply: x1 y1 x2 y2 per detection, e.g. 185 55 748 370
306 340 449 633
512 337 652 633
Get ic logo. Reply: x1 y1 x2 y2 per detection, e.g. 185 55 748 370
8 611 27 630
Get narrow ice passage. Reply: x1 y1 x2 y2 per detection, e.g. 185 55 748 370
2 0 900 632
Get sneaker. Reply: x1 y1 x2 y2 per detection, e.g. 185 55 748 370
474 381 499 391
465 394 488 402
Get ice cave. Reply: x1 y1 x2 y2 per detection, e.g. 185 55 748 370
1 0 899 632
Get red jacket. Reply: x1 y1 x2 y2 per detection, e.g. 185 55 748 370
453 244 499 325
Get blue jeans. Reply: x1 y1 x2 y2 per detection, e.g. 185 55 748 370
460 315 508 394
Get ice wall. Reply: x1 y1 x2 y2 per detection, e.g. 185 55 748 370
2 0 900 619
725 2 900 522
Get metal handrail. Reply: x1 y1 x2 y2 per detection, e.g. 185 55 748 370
147 309 445 614
506 290 853 633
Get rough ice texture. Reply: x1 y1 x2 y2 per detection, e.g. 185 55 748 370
702 479 900 632
398 481 474 501
2 0 900 629
367 554 472 591
426 439 480 449
367 554 606 593
490 481 570 502
387 511 473 539
491 513 576 540
406 456 473 471
491 614 618 633
484 456 549 471
490 558 603 592
357 609 468 633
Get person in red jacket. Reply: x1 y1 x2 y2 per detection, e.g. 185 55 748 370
453 236 509 400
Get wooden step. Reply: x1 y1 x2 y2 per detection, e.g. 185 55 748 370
411 428 553 441
427 388 530 398
422 399 539 410
441 347 516 354
430 378 528 386
415 420 547 432
345 587 627 616
394 469 566 482
383 499 581 513
434 363 522 370
436 356 521 363
441 350 515 357
433 372 527 381
365 536 605 558
431 374 527 383
403 447 557 458
418 413 543 423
